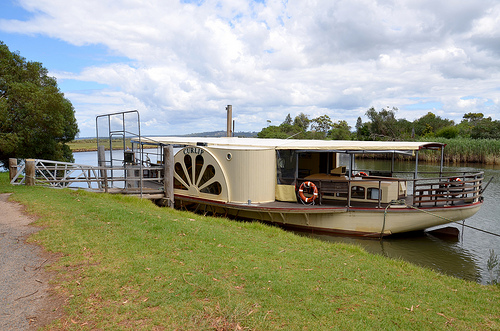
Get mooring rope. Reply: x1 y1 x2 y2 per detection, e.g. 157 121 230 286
385 199 500 238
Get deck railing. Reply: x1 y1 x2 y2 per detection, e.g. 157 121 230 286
412 172 484 207
296 171 484 208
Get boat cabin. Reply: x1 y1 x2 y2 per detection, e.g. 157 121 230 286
133 137 456 208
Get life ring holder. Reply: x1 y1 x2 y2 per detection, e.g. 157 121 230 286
443 177 462 187
298 181 319 205
441 177 464 198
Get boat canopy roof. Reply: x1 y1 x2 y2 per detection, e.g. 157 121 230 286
136 136 445 153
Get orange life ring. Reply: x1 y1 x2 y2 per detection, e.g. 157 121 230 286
298 181 319 204
442 177 463 189
355 171 368 177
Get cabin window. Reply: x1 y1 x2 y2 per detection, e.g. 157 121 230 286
351 186 365 199
367 188 380 200
276 150 297 185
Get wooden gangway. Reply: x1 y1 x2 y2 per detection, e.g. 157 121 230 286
9 158 166 200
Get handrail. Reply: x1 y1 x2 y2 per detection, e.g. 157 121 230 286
295 171 484 208
10 159 165 192
411 172 484 207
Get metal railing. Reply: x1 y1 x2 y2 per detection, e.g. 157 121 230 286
412 172 484 206
295 171 484 208
10 159 165 195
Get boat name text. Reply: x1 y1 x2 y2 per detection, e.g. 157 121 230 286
183 147 204 155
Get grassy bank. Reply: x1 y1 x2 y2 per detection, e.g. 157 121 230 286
1 173 499 330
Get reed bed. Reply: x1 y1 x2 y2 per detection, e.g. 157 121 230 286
419 138 500 164
360 138 500 164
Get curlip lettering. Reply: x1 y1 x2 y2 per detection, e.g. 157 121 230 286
183 147 204 155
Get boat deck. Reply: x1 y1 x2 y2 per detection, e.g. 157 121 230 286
176 193 477 213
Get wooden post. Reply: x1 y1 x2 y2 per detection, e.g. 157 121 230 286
9 158 17 183
98 145 106 191
163 145 174 208
25 159 35 186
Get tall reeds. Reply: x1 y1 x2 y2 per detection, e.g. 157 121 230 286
420 137 500 164
358 137 500 164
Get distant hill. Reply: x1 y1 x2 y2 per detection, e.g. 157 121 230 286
184 131 258 138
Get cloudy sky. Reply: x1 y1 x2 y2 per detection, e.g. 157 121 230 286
1 0 499 137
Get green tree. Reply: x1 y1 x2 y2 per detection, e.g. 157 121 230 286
413 112 454 137
458 112 484 138
463 112 484 124
293 113 310 132
283 113 293 126
355 117 371 140
257 125 290 139
310 115 333 139
365 106 400 140
436 126 459 139
470 117 500 139
0 41 79 168
328 120 352 140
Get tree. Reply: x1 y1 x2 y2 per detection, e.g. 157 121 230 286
470 117 500 139
293 113 310 132
0 41 79 168
413 112 454 137
355 117 370 140
463 112 484 124
282 113 293 126
458 112 485 138
365 106 400 140
436 126 459 139
310 115 333 139
328 120 352 140
257 125 290 139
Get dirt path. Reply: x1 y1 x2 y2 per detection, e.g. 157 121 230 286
0 193 64 330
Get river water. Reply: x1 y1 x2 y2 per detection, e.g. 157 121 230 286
305 159 500 285
73 151 500 284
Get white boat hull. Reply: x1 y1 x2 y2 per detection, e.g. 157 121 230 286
175 195 483 237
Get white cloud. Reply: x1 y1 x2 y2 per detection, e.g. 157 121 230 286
1 0 499 136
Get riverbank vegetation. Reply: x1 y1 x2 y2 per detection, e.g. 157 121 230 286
68 138 158 152
67 138 132 152
1 173 499 330
0 41 78 169
258 109 500 164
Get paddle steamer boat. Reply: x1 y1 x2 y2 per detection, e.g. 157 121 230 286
132 137 484 237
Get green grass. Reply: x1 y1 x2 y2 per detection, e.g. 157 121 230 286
1 172 499 330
